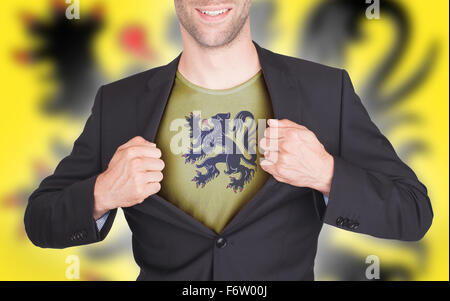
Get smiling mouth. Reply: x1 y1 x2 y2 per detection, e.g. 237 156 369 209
195 7 232 22
198 8 230 16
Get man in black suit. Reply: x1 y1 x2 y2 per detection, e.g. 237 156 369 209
24 0 433 280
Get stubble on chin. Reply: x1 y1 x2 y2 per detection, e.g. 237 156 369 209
174 0 251 49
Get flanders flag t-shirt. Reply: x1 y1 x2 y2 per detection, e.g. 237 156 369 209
154 69 274 234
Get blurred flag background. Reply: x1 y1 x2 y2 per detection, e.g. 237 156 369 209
0 0 448 280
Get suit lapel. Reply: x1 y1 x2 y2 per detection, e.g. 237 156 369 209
134 41 305 237
253 42 304 124
137 53 181 143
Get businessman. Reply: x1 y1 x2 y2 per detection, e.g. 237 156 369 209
24 0 433 280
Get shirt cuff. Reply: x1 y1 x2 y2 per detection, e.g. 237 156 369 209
323 194 329 206
95 211 110 231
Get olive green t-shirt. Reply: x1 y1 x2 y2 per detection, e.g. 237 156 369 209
154 70 274 234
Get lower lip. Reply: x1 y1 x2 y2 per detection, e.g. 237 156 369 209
196 9 232 22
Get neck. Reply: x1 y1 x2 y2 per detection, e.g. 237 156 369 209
177 22 261 90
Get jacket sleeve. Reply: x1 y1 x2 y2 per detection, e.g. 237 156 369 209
24 86 117 248
321 69 433 241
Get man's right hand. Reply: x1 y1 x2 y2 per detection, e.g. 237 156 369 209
93 136 164 220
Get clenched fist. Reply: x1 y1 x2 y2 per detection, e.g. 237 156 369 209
259 119 334 197
93 136 165 220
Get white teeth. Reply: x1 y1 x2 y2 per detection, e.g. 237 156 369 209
201 9 229 16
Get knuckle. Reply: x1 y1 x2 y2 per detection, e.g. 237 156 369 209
130 157 141 168
154 147 162 158
302 128 313 138
153 182 161 193
158 159 165 170
133 136 145 143
125 148 136 159
146 183 156 195
259 137 267 149
305 132 315 141
295 129 305 141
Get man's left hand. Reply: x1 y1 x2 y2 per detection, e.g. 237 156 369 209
259 119 334 197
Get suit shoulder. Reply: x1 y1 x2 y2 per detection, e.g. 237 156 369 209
267 49 343 80
96 65 169 109
101 65 165 93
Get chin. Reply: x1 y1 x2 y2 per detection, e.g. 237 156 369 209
196 31 234 48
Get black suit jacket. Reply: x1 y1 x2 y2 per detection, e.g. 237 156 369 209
24 41 433 280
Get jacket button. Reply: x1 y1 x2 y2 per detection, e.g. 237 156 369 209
216 237 227 249
350 222 360 230
336 216 344 227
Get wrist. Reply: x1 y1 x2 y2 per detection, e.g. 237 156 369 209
93 173 112 220
312 153 334 196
